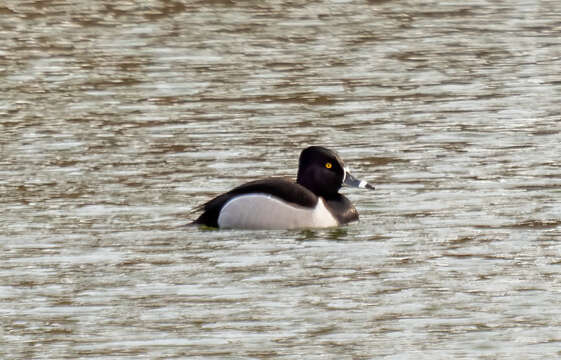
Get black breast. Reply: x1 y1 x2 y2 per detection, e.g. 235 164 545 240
324 194 358 225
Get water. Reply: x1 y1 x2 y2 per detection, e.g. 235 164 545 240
1 0 561 358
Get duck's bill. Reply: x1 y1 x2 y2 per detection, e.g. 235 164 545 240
343 170 375 190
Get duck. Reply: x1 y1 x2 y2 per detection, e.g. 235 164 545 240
191 146 374 229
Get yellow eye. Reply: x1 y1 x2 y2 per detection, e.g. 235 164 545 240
325 162 332 169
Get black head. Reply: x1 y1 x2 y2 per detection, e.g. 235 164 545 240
296 146 375 198
296 146 346 197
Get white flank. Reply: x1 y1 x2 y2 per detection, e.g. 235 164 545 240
217 194 338 229
358 180 368 188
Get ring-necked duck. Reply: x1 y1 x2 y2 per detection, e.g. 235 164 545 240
191 146 374 229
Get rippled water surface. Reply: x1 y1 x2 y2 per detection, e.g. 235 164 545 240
2 0 561 358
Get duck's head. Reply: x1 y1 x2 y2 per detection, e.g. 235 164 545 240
296 146 374 198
